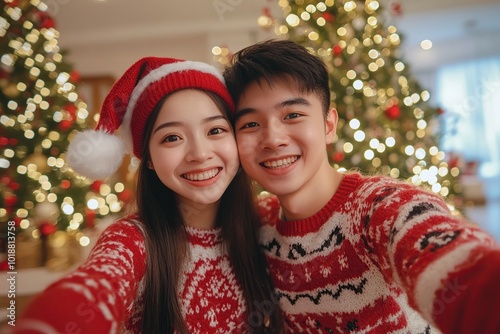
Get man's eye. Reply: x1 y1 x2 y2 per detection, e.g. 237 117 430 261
241 122 258 129
285 113 301 119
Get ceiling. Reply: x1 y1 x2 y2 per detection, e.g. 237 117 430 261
48 0 500 72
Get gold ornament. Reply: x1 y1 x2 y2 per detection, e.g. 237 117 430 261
15 229 44 269
45 231 82 271
3 83 19 98
24 150 50 173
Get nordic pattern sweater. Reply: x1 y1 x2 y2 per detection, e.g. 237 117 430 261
258 173 500 334
16 218 247 333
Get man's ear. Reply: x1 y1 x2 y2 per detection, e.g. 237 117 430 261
325 108 338 145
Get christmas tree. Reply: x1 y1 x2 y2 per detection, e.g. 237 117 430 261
0 0 130 252
250 0 461 205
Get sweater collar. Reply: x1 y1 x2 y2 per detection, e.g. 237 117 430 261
185 225 223 247
276 173 362 236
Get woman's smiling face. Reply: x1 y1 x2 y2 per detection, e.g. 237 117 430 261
148 89 239 207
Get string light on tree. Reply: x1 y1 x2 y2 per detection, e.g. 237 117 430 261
271 0 461 207
213 0 461 211
0 0 130 254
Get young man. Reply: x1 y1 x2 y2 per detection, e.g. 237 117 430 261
223 39 500 333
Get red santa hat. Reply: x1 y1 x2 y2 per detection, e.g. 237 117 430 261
66 57 234 180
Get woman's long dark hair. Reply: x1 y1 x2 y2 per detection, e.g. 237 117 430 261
138 90 284 333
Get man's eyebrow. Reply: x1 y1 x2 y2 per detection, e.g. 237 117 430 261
279 97 311 108
234 107 256 123
234 97 311 123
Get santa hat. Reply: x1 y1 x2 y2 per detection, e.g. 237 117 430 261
66 57 234 180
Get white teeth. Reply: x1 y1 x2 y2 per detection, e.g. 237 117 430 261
262 156 298 169
183 168 219 181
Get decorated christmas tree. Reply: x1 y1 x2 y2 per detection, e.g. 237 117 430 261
0 0 130 264
249 0 461 206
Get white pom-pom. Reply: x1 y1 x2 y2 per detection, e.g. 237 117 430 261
66 130 126 180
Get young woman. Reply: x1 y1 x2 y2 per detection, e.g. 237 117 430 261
16 57 283 333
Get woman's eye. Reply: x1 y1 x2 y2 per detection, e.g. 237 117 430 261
208 127 226 135
285 113 301 120
163 135 180 142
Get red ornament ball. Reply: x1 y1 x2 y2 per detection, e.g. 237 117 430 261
91 181 103 192
4 195 17 207
322 12 334 22
64 104 78 120
0 260 9 271
5 0 19 8
391 2 403 16
1 176 11 186
85 209 96 229
61 180 71 189
262 6 272 18
333 45 343 56
385 104 401 119
332 151 345 163
39 222 57 236
58 119 73 131
8 181 20 191
118 189 134 203
33 11 56 29
70 70 80 83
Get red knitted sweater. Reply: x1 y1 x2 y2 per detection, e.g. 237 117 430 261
16 218 247 333
258 173 500 333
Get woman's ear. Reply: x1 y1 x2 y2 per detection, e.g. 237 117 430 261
147 161 154 170
325 108 338 145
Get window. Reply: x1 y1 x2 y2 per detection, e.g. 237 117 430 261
436 57 500 178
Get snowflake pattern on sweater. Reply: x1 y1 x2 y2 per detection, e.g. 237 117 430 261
258 173 500 334
17 217 247 334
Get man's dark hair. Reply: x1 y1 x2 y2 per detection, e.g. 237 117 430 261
223 39 331 116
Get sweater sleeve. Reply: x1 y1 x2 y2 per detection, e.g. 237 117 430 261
362 177 500 334
14 218 147 334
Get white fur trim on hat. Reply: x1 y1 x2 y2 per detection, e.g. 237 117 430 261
66 130 126 180
120 60 225 154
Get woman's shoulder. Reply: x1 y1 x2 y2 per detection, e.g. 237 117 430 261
91 214 146 254
101 214 144 236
